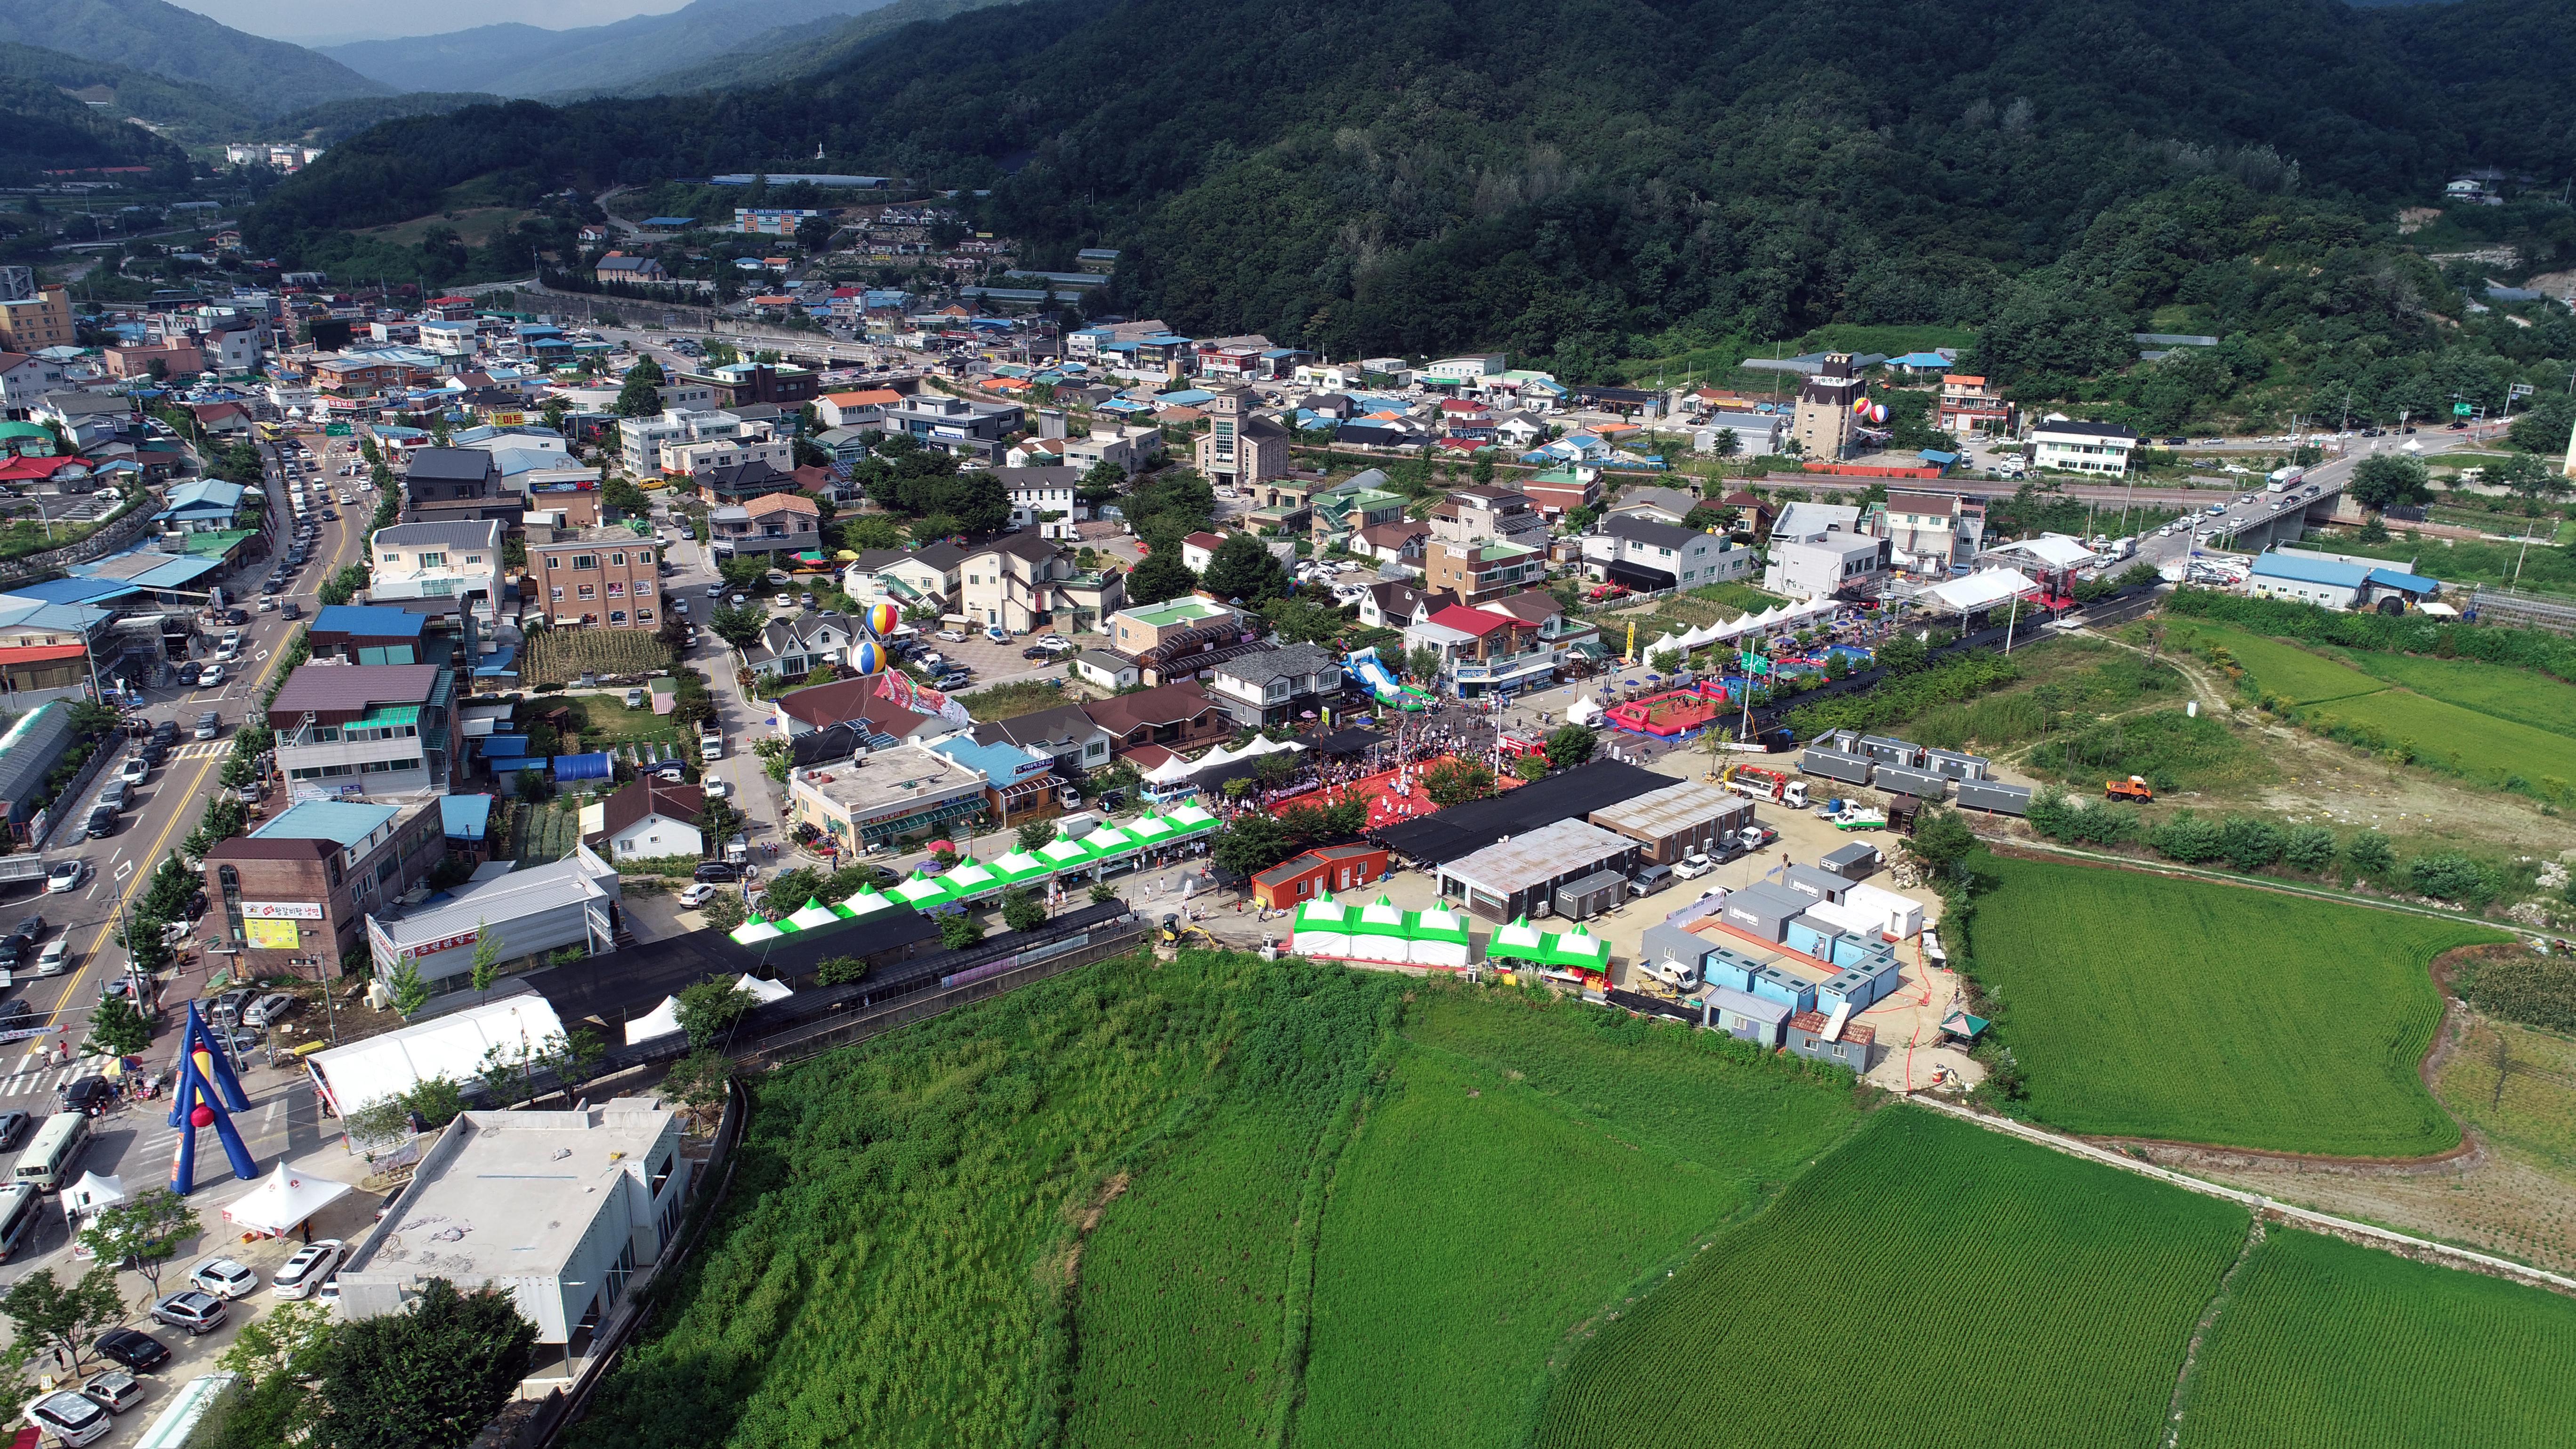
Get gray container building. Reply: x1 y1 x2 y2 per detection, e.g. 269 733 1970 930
1705 986 1791 1046
1923 748 1990 781
1639 922 1712 980
1873 764 1949 801
1780 863 1851 906
1552 867 1629 921
1955 779 2034 816
1800 749 1873 786
1819 842 1882 880
1860 734 1922 768
1719 881 1809 942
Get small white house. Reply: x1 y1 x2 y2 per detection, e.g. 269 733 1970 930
581 778 706 861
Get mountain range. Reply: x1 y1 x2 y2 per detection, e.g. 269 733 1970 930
319 0 899 100
0 0 387 113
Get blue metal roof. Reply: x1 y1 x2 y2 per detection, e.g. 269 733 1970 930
929 734 1045 785
479 734 529 757
0 578 134 607
471 645 519 677
252 799 398 848
2249 552 2440 596
439 793 494 843
312 604 426 638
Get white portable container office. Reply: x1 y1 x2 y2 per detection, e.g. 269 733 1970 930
1840 881 1924 940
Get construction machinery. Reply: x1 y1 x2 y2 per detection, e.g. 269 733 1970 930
2105 775 2155 802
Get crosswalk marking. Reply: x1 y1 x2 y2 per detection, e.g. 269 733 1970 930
166 741 228 761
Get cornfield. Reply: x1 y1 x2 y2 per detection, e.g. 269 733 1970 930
523 630 675 687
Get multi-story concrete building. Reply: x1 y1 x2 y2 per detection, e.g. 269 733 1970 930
709 491 821 561
203 799 447 982
370 520 504 616
402 448 522 529
883 393 1023 461
1424 538 1544 607
679 361 817 408
1870 491 1988 577
0 273 72 354
659 425 791 479
1062 424 1163 478
1107 596 1243 659
1194 387 1290 489
1428 486 1549 547
1207 644 1344 727
527 526 666 628
958 531 1124 634
1937 374 2011 436
997 465 1083 538
788 742 991 848
1581 516 1755 593
1404 604 1557 698
1763 533 1892 600
619 408 747 477
1790 352 1864 460
267 663 455 797
2031 419 2137 476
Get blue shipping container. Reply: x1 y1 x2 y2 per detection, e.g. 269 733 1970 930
1703 946 1765 994
1784 918 1842 960
1750 965 1818 1014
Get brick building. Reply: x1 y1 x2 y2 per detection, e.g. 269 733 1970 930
204 799 446 982
527 526 666 628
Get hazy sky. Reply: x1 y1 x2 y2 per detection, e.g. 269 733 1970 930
170 0 690 44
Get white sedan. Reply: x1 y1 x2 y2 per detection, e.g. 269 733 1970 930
45 861 85 894
676 883 719 908
270 1240 343 1300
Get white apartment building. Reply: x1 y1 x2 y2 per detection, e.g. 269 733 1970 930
369 520 503 616
1062 425 1164 478
2030 419 2138 476
660 427 791 478
619 408 746 476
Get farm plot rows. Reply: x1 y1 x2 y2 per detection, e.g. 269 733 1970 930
1964 853 2498 1155
2178 1228 2576 1449
1534 1107 2252 1449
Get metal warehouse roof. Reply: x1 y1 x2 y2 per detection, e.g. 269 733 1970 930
311 605 426 638
1378 759 1669 865
250 800 398 849
372 850 616 952
1437 818 1634 898
1591 780 1746 839
2249 551 2440 595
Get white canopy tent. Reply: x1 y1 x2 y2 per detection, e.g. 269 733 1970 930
62 1171 125 1216
624 996 683 1045
1914 567 2039 615
222 1164 352 1237
309 995 568 1115
734 974 792 1004
1642 596 1841 662
1566 693 1604 726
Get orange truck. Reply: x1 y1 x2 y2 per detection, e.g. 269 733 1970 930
2104 775 2154 802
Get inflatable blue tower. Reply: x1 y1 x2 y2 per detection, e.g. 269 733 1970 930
168 999 257 1194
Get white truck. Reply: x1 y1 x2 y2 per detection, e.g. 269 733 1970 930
1637 956 1701 992
699 725 724 762
2266 466 2304 492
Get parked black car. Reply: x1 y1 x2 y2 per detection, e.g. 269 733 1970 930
693 861 741 883
62 1077 116 1112
93 1329 170 1373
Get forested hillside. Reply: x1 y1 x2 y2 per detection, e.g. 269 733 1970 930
321 0 894 101
0 0 388 112
242 0 2576 422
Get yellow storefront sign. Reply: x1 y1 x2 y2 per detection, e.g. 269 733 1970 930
245 918 301 950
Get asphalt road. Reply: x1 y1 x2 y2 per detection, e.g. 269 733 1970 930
0 431 365 1118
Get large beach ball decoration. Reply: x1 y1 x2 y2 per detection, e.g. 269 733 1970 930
1851 395 1870 416
866 601 901 637
854 639 885 676
1872 403 1888 424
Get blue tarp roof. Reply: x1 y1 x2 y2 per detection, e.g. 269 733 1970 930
554 751 614 782
1918 450 1960 466
479 734 529 757
439 793 494 842
311 604 426 638
471 645 519 677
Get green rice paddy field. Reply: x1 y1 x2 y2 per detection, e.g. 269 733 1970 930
2170 620 2576 790
1964 853 2502 1155
583 951 2576 1449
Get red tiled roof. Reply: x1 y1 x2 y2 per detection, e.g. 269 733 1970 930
585 777 706 845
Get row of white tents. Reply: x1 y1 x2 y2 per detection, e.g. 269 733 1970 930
1640 596 1842 664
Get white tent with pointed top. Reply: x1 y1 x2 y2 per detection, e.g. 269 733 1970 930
1566 694 1604 726
625 996 683 1045
221 1163 352 1236
733 974 792 1005
1290 893 1350 959
62 1171 124 1217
